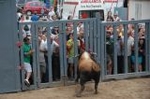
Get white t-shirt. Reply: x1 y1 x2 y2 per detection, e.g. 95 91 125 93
40 39 59 55
127 36 134 56
23 19 32 36
40 39 48 51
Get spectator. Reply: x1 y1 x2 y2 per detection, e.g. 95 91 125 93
66 15 73 27
66 26 73 41
138 26 145 39
50 29 60 81
39 36 46 83
117 24 124 37
19 14 25 22
117 31 124 73
48 7 55 21
40 34 60 81
31 12 39 22
17 9 22 22
106 11 114 22
106 31 114 74
23 37 34 87
113 13 121 21
50 36 60 81
77 30 85 53
23 16 32 36
130 39 143 72
127 30 134 72
51 14 58 21
66 33 75 80
77 22 84 33
39 34 48 82
138 38 145 71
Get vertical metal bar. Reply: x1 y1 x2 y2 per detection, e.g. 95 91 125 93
84 21 89 51
15 23 21 92
59 23 66 80
113 25 118 74
148 22 150 72
19 23 25 90
124 24 128 74
47 23 52 83
93 19 97 60
101 24 105 79
145 22 150 72
89 20 94 51
30 22 37 88
73 21 78 80
61 22 67 82
134 23 139 72
97 18 101 65
35 24 41 87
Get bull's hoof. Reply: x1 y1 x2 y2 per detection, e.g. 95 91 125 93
76 93 81 97
94 91 98 94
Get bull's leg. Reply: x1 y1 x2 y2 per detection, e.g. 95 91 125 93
94 81 99 94
76 73 86 97
76 83 85 97
94 72 100 94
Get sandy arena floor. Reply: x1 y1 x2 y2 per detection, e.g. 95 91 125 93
0 78 150 99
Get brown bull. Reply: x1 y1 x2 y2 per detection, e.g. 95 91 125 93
75 51 101 97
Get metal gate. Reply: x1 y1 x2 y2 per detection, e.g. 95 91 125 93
18 17 150 91
100 20 150 80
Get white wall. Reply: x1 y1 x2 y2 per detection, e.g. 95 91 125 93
128 0 150 20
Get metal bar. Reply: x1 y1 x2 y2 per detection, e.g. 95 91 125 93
58 22 65 80
61 22 67 83
30 23 38 88
18 23 25 90
89 20 94 51
147 22 150 72
34 24 41 87
134 23 139 72
101 24 105 80
97 17 101 65
47 23 52 83
145 23 148 72
93 19 98 60
73 21 78 80
124 24 128 74
104 72 150 80
102 19 150 25
84 21 89 51
113 25 118 74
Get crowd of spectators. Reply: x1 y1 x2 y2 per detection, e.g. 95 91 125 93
105 11 146 74
17 6 86 86
17 7 146 86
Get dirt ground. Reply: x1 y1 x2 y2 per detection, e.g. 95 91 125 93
0 78 150 99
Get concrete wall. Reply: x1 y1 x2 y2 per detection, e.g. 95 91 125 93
0 0 20 93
